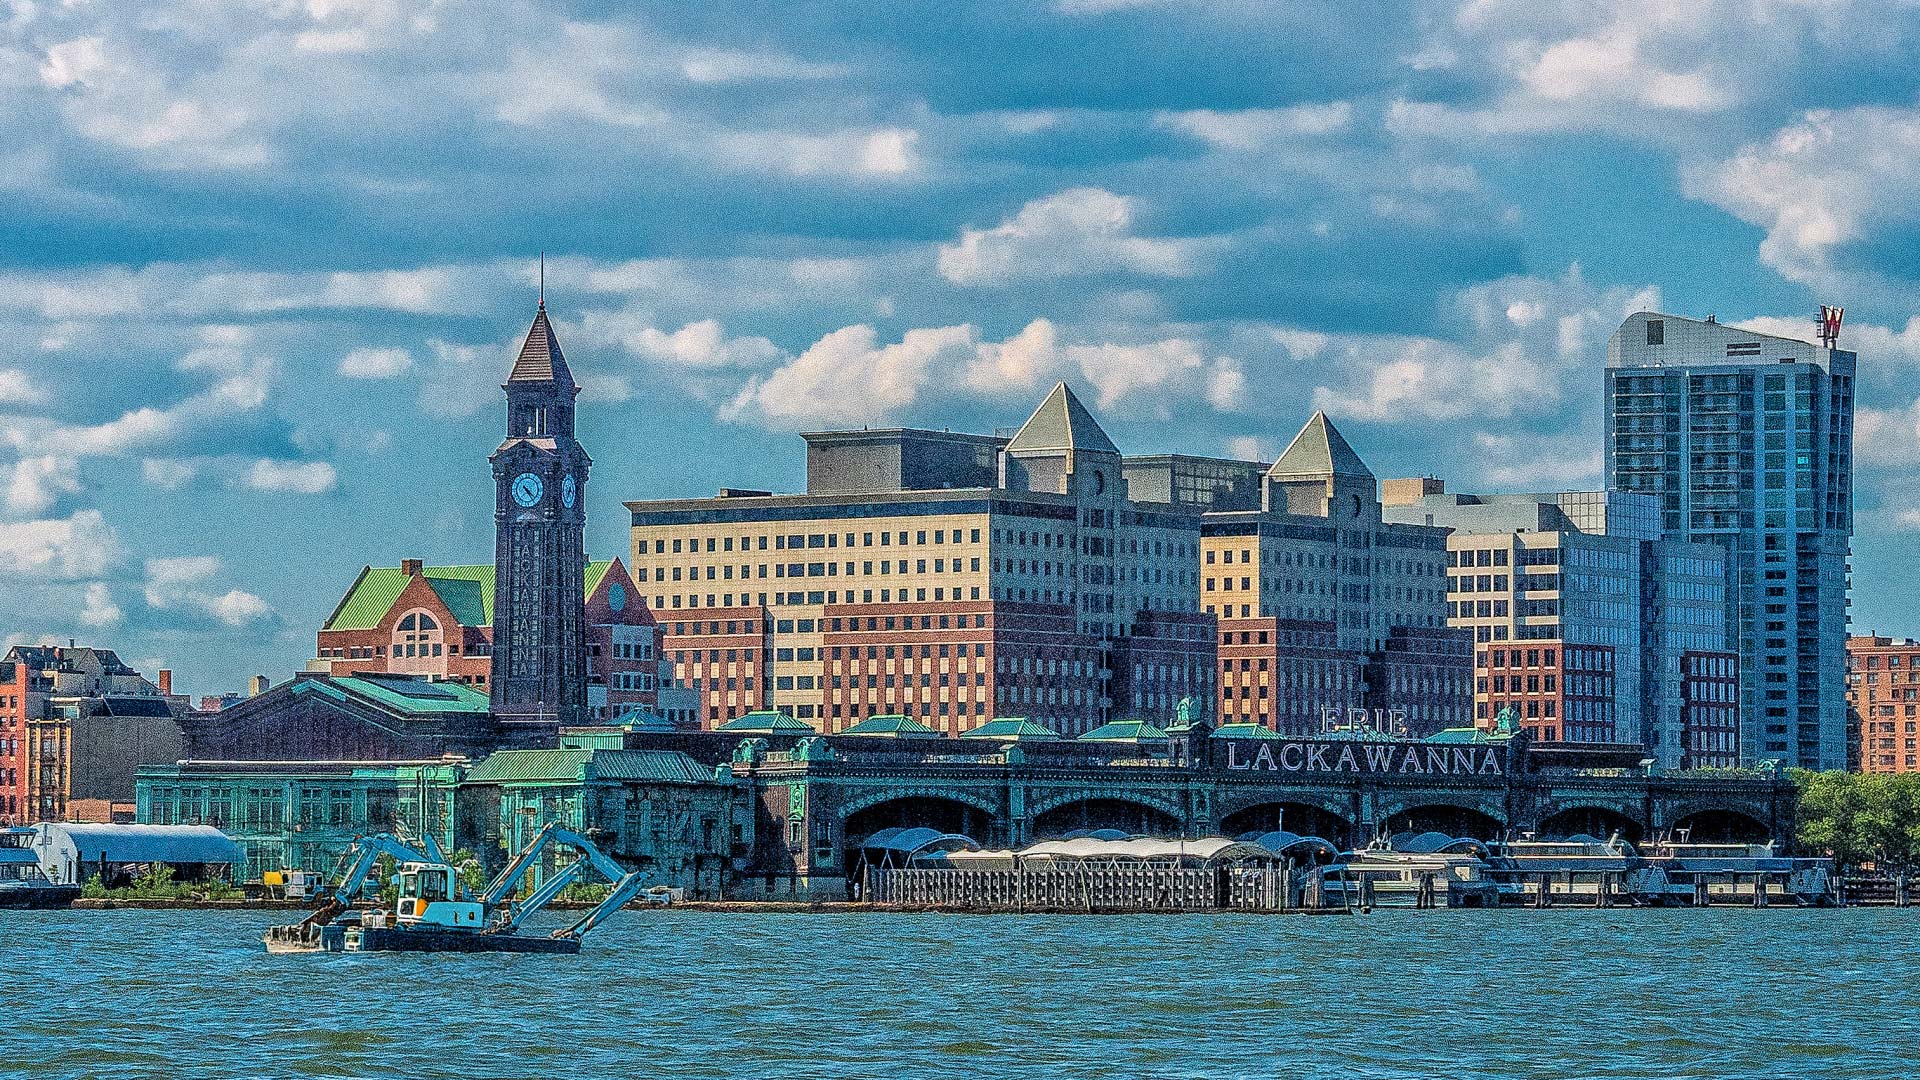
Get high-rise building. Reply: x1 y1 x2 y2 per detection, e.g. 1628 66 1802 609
1847 635 1920 772
1201 414 1468 737
626 383 1215 736
1606 312 1855 768
1384 485 1736 767
489 302 593 727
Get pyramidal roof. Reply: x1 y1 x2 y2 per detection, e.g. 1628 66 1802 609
1005 382 1120 456
507 303 575 387
1268 411 1372 480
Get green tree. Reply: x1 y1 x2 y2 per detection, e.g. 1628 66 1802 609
1794 770 1920 872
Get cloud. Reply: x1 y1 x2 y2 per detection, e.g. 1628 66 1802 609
418 339 505 419
1154 102 1355 150
612 319 781 369
141 459 199 490
0 510 121 578
338 346 413 379
78 582 122 628
243 459 338 494
1308 268 1659 422
723 317 1243 429
0 369 48 406
680 49 848 85
1468 431 1603 489
4 456 83 516
1684 105 1920 295
937 187 1215 286
143 555 276 627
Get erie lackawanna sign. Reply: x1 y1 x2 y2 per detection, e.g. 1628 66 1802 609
1218 738 1507 777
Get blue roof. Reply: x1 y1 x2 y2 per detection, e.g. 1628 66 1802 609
36 823 239 865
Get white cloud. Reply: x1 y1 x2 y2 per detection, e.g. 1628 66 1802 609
0 368 48 406
0 510 121 578
338 346 413 379
1154 102 1354 150
4 455 82 516
418 339 504 419
937 187 1214 286
1469 431 1602 489
724 323 977 428
680 49 846 84
616 319 781 369
143 554 275 627
78 582 122 628
243 459 337 494
141 458 198 490
1685 105 1920 295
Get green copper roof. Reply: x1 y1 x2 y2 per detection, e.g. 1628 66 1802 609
323 560 615 631
1211 722 1285 740
1078 719 1169 742
715 710 817 734
314 674 492 716
1425 725 1514 745
1004 382 1120 456
1269 411 1372 480
464 748 712 785
842 714 940 737
960 717 1061 741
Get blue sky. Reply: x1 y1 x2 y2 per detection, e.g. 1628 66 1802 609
3 1 1919 696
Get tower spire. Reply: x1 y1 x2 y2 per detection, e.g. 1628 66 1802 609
538 251 544 310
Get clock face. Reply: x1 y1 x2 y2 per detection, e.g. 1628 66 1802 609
511 472 544 507
608 582 627 612
562 472 577 509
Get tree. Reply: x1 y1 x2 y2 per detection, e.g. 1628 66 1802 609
1793 770 1920 872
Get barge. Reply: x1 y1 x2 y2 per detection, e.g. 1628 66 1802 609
264 823 645 954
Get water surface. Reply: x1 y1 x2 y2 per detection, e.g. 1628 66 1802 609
2 908 1911 1079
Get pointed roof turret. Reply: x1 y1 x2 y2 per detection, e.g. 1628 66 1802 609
507 302 576 389
1268 411 1372 480
1005 382 1120 455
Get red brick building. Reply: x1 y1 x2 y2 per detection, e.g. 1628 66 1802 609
1849 635 1920 772
1478 642 1617 744
312 558 697 726
1681 651 1740 769
0 659 28 824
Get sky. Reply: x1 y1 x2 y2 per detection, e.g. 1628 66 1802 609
2 0 1919 697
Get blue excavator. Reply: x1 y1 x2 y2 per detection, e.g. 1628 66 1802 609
264 823 648 954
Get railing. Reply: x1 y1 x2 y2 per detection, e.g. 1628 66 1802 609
865 863 1322 912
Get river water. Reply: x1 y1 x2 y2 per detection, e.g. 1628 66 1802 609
2 907 1912 1079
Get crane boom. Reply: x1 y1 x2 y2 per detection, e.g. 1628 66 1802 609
481 823 646 940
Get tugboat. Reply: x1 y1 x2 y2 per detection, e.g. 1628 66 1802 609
264 823 646 954
0 826 79 909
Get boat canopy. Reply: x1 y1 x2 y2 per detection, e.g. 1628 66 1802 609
858 827 979 859
1237 830 1340 860
1387 831 1485 855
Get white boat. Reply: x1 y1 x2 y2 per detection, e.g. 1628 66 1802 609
1484 833 1679 905
1323 832 1507 908
1638 838 1835 906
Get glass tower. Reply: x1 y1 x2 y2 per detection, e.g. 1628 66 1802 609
1605 312 1855 769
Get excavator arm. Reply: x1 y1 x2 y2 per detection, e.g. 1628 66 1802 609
299 834 438 930
482 823 646 941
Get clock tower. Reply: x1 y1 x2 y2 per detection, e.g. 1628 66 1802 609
488 299 591 727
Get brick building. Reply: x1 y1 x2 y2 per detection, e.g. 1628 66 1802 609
628 383 1217 737
311 557 697 726
1848 635 1920 772
0 645 185 824
1200 414 1468 737
1385 484 1739 768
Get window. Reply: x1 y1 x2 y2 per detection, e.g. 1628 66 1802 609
1646 319 1663 346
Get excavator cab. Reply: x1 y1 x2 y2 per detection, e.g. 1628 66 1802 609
393 863 485 930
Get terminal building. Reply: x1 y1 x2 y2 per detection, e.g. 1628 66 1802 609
626 387 1464 737
1383 484 1737 768
1606 311 1855 769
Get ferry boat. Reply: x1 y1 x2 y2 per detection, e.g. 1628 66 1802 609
1483 833 1679 906
0 826 79 909
1637 837 1836 906
1322 832 1508 908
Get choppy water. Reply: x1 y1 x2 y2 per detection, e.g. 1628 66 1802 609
2 907 1913 1079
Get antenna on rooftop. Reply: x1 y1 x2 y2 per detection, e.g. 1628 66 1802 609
1819 304 1844 348
538 251 545 310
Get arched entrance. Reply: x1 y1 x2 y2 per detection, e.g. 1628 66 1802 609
1379 804 1504 842
1220 802 1352 847
1031 798 1180 839
844 795 996 845
1540 806 1644 844
1671 808 1772 844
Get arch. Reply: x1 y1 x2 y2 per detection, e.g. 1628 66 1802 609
1219 801 1353 847
843 795 998 850
389 607 445 674
837 786 1002 823
1539 805 1644 844
1031 798 1182 840
1375 802 1505 842
1027 789 1185 822
1670 807 1772 844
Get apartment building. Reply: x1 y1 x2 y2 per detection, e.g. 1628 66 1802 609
1848 635 1920 772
